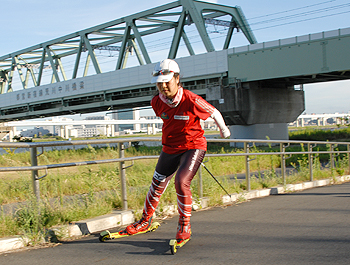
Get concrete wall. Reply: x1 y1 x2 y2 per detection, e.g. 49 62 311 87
207 85 305 126
230 123 289 147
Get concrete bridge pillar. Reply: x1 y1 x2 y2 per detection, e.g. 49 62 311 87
134 123 141 132
147 124 157 135
207 82 305 141
60 126 65 138
105 124 113 137
230 123 288 148
110 125 115 136
146 124 156 135
9 128 15 142
64 126 69 139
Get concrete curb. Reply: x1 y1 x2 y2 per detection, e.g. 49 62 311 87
222 175 350 203
0 210 134 254
49 210 134 239
0 236 28 254
1 175 349 254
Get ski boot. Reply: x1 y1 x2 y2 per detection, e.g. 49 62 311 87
99 216 160 242
169 217 191 254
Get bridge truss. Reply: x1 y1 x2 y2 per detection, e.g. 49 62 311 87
0 0 256 94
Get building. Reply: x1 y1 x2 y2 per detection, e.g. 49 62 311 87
20 127 50 137
76 116 114 137
41 117 74 136
112 108 140 132
139 115 162 131
289 112 350 127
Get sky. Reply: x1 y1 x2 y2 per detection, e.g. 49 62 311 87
1 0 350 116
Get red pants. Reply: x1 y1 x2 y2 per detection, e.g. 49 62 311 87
143 149 206 219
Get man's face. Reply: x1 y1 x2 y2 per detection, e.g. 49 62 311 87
156 75 180 99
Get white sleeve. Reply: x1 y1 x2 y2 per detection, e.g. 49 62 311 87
210 108 231 138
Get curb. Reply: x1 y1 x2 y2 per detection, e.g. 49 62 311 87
1 175 349 254
0 236 28 254
49 210 134 239
222 175 350 203
0 210 134 254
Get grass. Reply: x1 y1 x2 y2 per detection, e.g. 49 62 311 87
0 131 349 244
289 126 350 141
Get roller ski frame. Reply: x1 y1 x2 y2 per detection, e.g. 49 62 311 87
169 237 191 255
99 221 160 242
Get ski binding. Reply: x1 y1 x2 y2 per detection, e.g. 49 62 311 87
99 221 160 242
169 238 191 255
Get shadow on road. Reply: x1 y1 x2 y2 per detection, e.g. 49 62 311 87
60 230 172 256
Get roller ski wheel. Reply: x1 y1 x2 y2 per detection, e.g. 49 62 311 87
169 237 191 255
99 221 160 242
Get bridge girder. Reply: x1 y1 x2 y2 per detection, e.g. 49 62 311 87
0 0 256 93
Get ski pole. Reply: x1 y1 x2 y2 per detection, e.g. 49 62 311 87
201 163 231 198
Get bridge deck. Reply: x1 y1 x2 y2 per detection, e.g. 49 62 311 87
0 27 349 122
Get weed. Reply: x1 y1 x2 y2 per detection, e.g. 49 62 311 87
0 138 349 242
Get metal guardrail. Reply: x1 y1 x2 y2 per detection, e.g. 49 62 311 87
230 27 350 54
1 137 349 210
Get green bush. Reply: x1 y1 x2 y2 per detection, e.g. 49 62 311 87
289 127 350 141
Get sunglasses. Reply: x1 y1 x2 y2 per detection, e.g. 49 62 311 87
152 70 175 76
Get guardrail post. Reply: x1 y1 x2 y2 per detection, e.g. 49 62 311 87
348 144 350 175
244 142 251 191
330 144 334 175
280 143 286 186
30 147 40 202
308 143 313 181
119 143 128 210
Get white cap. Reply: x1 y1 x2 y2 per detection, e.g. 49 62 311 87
151 59 180 83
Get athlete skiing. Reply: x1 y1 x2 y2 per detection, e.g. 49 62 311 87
100 59 231 248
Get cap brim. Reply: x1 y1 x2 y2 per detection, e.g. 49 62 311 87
151 72 174 84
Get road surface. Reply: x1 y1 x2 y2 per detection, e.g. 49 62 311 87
1 182 349 264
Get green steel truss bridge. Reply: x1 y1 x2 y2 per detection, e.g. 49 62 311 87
0 0 349 135
0 0 256 122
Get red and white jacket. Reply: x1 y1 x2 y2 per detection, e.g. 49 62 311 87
151 88 215 154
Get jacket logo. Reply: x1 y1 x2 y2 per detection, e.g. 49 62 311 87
174 115 189 120
161 112 169 119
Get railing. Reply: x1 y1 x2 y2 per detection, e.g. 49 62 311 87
230 27 350 54
1 137 349 210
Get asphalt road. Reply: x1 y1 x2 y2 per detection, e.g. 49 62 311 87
1 182 349 265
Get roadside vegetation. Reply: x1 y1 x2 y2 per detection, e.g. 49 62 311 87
289 126 350 141
0 128 349 244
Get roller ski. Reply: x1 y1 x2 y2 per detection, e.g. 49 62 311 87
169 216 191 254
169 237 191 255
99 216 160 242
